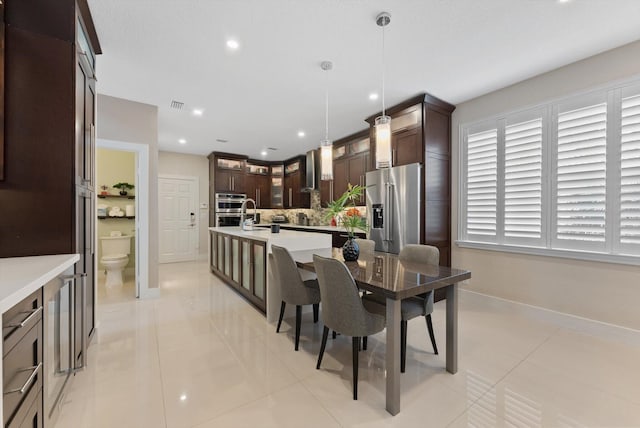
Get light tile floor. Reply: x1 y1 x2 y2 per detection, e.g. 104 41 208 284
55 261 640 428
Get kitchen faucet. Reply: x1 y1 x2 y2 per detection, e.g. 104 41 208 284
240 198 257 230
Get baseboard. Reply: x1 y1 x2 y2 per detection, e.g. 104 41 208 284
459 288 640 346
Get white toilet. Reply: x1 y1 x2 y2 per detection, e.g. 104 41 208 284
100 233 133 287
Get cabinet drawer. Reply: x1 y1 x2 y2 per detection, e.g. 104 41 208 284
3 289 43 356
3 322 43 426
7 389 42 428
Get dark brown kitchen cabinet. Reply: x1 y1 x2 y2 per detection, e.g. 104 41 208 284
210 153 247 194
283 156 309 208
320 179 334 207
215 169 245 193
0 0 100 355
392 126 422 167
3 291 44 428
330 130 370 204
246 162 271 208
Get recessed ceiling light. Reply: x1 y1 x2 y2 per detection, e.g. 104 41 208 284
192 109 203 116
297 131 305 138
558 0 571 3
261 150 268 156
226 39 240 50
369 93 379 101
179 394 187 402
178 138 187 144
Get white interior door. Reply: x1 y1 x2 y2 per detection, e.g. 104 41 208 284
159 176 198 263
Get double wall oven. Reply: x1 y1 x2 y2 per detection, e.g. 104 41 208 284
214 193 258 227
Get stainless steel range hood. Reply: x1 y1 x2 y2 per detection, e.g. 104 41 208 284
301 149 320 192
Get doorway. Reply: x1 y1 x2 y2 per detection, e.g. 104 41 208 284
158 175 199 263
96 139 150 299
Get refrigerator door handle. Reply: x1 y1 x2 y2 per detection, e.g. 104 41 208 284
385 182 394 241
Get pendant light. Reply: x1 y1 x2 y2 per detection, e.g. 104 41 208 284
375 12 392 169
320 60 334 180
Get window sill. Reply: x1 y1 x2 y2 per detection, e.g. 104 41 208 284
455 240 640 267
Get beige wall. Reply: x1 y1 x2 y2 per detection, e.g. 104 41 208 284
158 151 209 256
96 148 136 270
97 94 159 291
452 40 640 330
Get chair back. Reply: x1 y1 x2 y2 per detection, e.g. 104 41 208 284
313 254 382 337
271 245 313 305
399 245 439 311
354 238 375 255
399 244 439 265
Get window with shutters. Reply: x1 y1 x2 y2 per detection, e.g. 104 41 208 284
553 97 607 251
504 114 544 245
464 125 498 241
619 88 640 252
459 80 640 265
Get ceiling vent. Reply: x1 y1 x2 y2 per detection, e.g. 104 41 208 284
268 147 278 151
216 138 229 143
170 100 184 110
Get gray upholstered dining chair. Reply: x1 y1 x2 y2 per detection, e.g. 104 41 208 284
354 238 376 255
271 245 321 351
313 254 386 400
364 244 439 373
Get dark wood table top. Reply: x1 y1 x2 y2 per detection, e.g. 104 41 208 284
292 248 471 300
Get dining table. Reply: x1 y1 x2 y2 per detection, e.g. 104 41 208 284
290 247 471 416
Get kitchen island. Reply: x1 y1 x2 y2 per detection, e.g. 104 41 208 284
208 227 331 322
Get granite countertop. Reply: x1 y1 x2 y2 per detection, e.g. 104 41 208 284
0 254 79 314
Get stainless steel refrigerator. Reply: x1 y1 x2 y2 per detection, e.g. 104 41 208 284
366 163 421 254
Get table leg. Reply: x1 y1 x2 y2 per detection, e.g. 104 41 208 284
386 298 401 415
445 283 458 374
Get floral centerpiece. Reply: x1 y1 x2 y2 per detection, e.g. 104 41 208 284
325 184 368 261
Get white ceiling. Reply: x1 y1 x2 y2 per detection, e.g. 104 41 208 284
88 0 640 160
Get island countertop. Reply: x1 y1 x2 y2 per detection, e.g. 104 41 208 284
208 227 332 252
0 254 79 314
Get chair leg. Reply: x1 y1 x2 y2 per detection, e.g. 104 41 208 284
332 330 337 339
313 303 319 323
276 301 286 333
426 314 438 355
363 336 368 351
316 326 329 369
352 337 359 400
401 320 407 373
295 305 302 351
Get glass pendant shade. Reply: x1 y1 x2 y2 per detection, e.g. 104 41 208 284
320 140 333 180
375 115 392 169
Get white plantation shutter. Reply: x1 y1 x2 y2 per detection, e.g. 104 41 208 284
504 117 543 243
555 101 607 248
466 127 498 239
620 92 640 248
461 79 640 262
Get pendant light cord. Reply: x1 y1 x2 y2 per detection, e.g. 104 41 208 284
382 20 386 117
325 68 329 140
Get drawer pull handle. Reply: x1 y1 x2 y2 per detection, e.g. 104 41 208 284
4 306 43 329
3 362 42 395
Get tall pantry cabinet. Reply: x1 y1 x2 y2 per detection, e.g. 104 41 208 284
0 0 101 352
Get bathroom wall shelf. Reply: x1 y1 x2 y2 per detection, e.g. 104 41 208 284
98 195 135 199
98 216 135 220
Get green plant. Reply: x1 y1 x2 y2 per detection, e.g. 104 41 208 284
113 182 135 190
324 184 368 238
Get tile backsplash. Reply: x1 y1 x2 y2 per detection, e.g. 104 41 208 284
257 190 366 226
